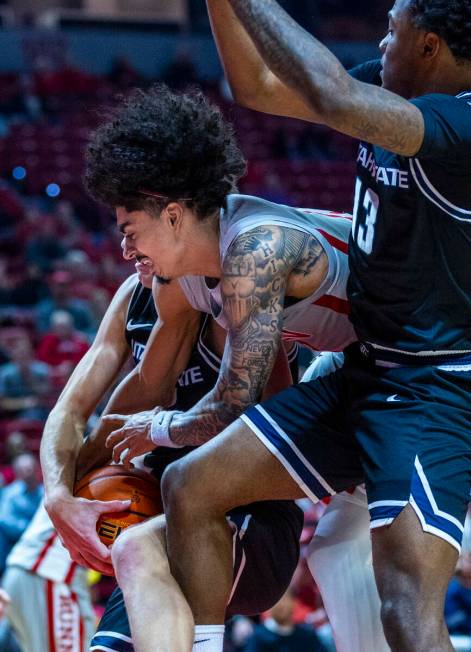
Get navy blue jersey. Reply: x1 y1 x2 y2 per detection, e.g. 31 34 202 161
125 282 156 364
348 61 471 355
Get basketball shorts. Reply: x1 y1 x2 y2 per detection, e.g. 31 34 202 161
3 565 95 652
90 500 303 650
242 343 471 552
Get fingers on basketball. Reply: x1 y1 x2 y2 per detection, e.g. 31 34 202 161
73 465 163 566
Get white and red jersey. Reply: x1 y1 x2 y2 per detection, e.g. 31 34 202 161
6 501 83 585
179 194 356 352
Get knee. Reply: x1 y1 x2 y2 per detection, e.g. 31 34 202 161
379 587 441 651
380 590 416 648
161 457 210 522
112 520 168 586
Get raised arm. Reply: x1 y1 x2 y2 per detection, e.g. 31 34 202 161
226 0 424 156
207 0 315 120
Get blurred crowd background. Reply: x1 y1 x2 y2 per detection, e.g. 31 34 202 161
0 1 470 650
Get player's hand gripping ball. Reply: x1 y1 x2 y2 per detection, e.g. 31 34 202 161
74 465 163 546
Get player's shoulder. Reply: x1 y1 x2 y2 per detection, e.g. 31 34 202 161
409 90 471 162
412 90 471 112
113 273 140 305
348 59 382 85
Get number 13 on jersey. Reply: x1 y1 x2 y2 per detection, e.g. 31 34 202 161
352 178 379 255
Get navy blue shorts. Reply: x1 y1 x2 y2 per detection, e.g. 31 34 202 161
90 500 302 650
242 344 471 552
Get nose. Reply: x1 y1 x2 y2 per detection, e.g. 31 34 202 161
379 34 388 53
121 236 136 261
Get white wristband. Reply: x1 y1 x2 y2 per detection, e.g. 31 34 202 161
150 410 184 448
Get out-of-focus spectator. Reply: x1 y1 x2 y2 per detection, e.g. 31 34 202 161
18 72 42 122
162 48 200 89
0 259 13 307
25 216 66 273
88 287 111 335
108 56 142 89
244 589 328 652
0 328 28 366
36 310 89 373
0 431 28 487
0 338 50 419
258 171 291 205
226 616 255 651
36 270 93 334
9 264 50 308
0 453 43 575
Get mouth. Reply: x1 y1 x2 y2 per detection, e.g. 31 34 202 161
134 256 153 275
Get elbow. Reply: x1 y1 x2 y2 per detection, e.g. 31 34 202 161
226 74 273 113
229 83 260 111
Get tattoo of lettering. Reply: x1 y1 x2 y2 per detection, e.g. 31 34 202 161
228 0 424 156
169 226 325 446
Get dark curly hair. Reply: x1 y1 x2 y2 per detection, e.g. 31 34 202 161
85 85 247 219
409 0 471 62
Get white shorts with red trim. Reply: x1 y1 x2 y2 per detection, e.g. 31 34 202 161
2 565 95 652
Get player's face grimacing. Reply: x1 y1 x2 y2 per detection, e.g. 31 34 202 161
117 205 179 284
120 231 155 288
379 0 428 98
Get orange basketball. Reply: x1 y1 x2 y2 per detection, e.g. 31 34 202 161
74 465 163 546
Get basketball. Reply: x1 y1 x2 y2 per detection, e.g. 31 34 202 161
74 465 163 546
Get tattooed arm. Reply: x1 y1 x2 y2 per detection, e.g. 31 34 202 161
106 227 325 457
165 226 326 447
226 0 424 156
207 0 315 120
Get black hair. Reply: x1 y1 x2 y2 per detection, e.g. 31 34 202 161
85 85 247 219
410 0 471 62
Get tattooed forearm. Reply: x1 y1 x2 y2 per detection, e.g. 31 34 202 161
227 0 424 156
166 225 318 447
228 0 342 112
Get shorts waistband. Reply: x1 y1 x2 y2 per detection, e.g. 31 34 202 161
353 342 471 367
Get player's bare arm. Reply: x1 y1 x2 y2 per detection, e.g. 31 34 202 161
41 275 135 502
41 275 137 573
165 225 326 447
82 280 201 473
206 0 315 121
227 0 425 156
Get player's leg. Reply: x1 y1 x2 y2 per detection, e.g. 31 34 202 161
225 500 304 618
372 506 457 652
90 586 132 651
110 514 194 652
2 567 52 652
70 570 96 652
162 371 362 651
351 360 471 652
307 489 390 652
162 423 304 627
302 353 389 650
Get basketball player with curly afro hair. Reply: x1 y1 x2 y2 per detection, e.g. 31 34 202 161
85 85 247 225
